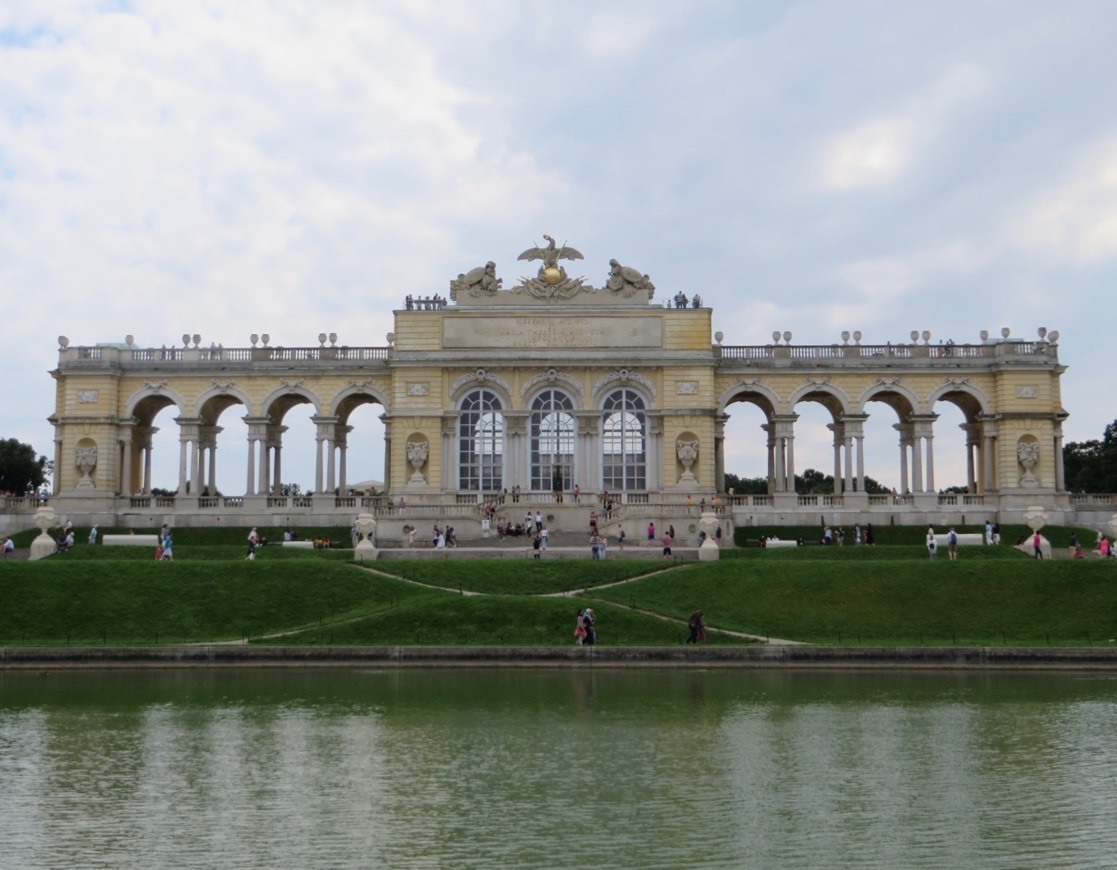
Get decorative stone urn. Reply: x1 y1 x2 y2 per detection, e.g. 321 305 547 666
676 439 699 485
75 444 98 489
406 440 429 486
697 511 721 562
30 505 58 561
353 512 378 562
1017 441 1040 487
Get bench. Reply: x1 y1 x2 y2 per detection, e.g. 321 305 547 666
103 534 160 547
929 533 982 547
281 540 314 549
760 539 798 548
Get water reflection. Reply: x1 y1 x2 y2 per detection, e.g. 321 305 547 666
2 669 1117 868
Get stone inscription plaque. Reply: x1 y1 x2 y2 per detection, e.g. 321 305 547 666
443 316 663 349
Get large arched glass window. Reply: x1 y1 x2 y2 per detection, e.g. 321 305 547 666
602 389 646 490
530 390 576 491
459 389 504 490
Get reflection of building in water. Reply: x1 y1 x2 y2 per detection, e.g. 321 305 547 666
38 237 1091 536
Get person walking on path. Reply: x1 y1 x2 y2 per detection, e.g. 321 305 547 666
686 609 705 644
947 528 958 560
1033 531 1044 559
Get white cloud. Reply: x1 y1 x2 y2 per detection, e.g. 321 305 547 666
817 63 991 192
1006 138 1117 263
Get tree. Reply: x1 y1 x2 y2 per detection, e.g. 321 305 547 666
725 469 889 495
723 472 768 494
0 438 49 494
1064 419 1117 492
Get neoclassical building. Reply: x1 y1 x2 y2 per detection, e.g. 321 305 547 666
30 236 1094 537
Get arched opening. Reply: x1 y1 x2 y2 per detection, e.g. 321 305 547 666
458 389 504 491
861 390 917 495
931 391 984 494
130 396 181 495
601 388 647 491
337 398 387 495
530 389 576 492
791 390 846 494
196 395 248 497
721 393 774 494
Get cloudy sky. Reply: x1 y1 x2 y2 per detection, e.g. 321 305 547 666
3 1 1114 494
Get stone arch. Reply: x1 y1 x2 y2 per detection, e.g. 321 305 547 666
192 384 255 423
788 380 852 419
719 380 782 417
125 384 188 423
330 384 391 420
854 379 921 418
927 379 991 420
260 384 324 422
450 369 513 408
591 368 656 406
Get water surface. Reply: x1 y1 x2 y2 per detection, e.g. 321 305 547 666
2 668 1115 868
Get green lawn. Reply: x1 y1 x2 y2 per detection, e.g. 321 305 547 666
1 542 1114 647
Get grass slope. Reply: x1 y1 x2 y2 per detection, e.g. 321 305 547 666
591 558 1117 646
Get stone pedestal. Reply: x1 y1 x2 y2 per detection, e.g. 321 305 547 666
29 504 58 561
353 542 379 562
698 539 720 561
353 511 378 562
30 532 58 561
697 510 720 561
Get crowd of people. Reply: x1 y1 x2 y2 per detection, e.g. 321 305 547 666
670 291 702 308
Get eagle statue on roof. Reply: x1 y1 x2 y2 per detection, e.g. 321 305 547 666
517 235 584 286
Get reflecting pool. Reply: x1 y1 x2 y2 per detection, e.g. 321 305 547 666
2 668 1116 868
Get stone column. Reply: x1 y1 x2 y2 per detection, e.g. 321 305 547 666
199 425 221 496
981 422 997 494
381 414 392 494
770 416 799 492
762 422 776 494
1054 426 1066 492
895 422 912 494
243 417 270 496
118 425 133 496
840 415 867 493
336 424 352 493
176 418 201 496
583 414 602 491
505 413 529 493
961 423 979 493
714 413 728 494
648 414 664 492
441 414 456 491
312 416 339 494
828 422 843 492
264 423 287 494
911 415 938 493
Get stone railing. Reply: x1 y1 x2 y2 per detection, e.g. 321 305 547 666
58 344 391 370
717 340 1058 366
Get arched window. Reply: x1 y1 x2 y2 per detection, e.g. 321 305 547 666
530 390 576 491
459 389 504 490
602 389 646 490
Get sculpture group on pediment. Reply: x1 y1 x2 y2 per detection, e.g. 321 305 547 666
443 235 658 303
450 261 502 300
605 258 656 298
